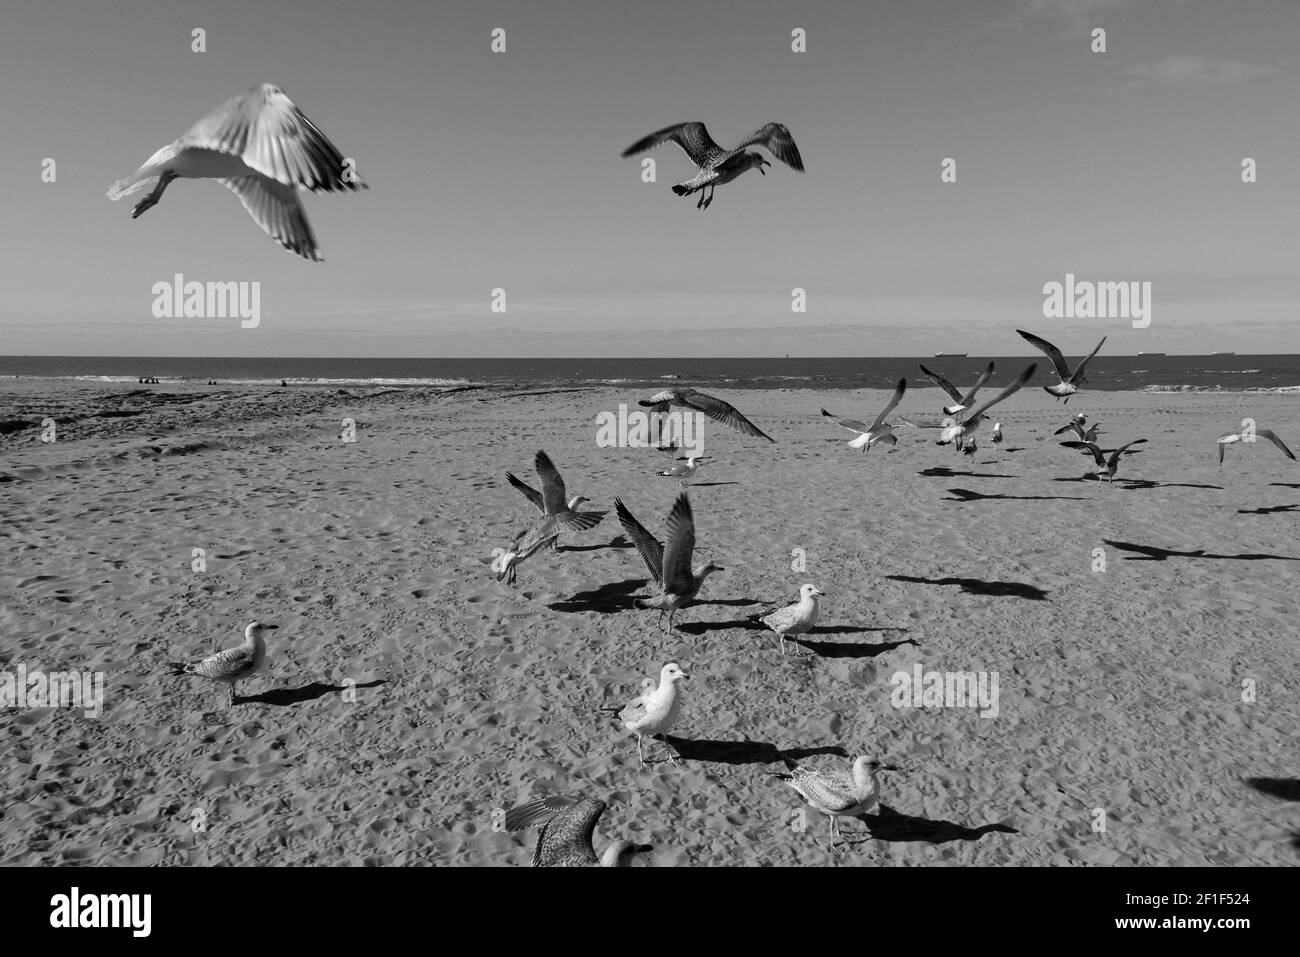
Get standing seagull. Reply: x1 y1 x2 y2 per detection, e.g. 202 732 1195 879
1016 330 1106 403
772 755 899 850
1061 438 1147 484
918 362 996 416
639 388 775 442
505 450 606 551
505 793 652 867
1217 427 1295 466
821 378 907 452
754 584 824 656
990 422 1003 449
657 455 707 487
107 83 367 261
938 365 1036 448
167 621 276 708
621 121 804 209
615 494 723 631
617 663 690 767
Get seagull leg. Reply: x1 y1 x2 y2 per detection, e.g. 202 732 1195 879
661 734 682 766
132 171 176 219
228 682 237 709
703 185 714 209
636 735 647 767
696 189 705 210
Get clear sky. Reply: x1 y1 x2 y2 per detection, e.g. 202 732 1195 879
1 0 1296 357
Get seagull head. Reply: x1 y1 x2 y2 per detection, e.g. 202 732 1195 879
246 621 278 639
661 662 690 684
601 840 654 867
567 495 588 509
800 584 825 600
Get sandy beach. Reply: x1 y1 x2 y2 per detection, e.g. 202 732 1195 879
0 379 1296 866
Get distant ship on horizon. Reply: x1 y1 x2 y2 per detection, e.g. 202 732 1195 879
934 351 967 358
1138 352 1166 356
1211 351 1236 356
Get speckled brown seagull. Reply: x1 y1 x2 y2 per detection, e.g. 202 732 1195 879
505 793 652 867
639 388 775 442
773 755 899 851
107 83 367 261
621 121 804 209
504 450 606 551
167 621 276 708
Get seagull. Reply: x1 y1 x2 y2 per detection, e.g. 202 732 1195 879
821 378 906 452
505 450 606 551
621 121 804 209
638 388 774 442
772 755 899 850
754 584 824 655
918 362 996 415
938 365 1036 447
962 438 978 457
1217 428 1295 466
505 793 652 867
990 423 1003 448
615 494 723 631
1054 414 1100 442
1061 438 1147 484
1016 330 1106 403
617 663 690 766
658 456 707 487
107 83 367 261
167 621 276 708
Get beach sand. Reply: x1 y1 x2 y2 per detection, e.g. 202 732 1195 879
0 379 1296 866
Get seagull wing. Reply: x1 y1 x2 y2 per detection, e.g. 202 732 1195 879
533 450 567 515
505 472 544 512
190 644 255 680
963 365 1035 421
1217 437 1229 466
660 493 697 594
789 767 856 813
869 379 907 432
1257 429 1296 461
1062 441 1107 468
897 414 948 429
505 793 605 867
1069 336 1108 383
558 508 607 534
180 83 364 192
614 498 664 584
1016 330 1071 380
918 364 963 404
728 122 805 171
1107 438 1147 471
215 176 322 261
678 390 775 441
821 409 868 433
620 122 723 167
958 362 996 406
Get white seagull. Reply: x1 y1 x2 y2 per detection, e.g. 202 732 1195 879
107 83 367 261
168 621 276 708
918 362 996 415
621 121 804 209
1061 438 1147 484
755 584 824 656
990 422 1003 448
505 793 652 867
1217 428 1295 467
639 388 775 442
505 450 606 551
773 755 899 849
821 378 906 452
617 663 690 766
1017 330 1106 403
615 494 723 631
658 456 708 487
938 365 1036 448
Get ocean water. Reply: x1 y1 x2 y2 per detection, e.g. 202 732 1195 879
1 355 1297 393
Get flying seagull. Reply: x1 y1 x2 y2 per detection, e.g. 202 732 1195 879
1054 414 1100 443
621 121 804 209
821 379 906 452
639 388 775 442
918 362 996 415
753 584 824 656
107 83 367 261
615 494 723 631
772 755 899 851
167 621 276 708
616 663 690 766
1061 438 1147 484
1217 428 1295 466
505 793 652 867
938 365 1036 448
504 450 606 551
1016 330 1106 403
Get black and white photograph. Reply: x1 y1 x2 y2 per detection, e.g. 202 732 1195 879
0 0 1295 920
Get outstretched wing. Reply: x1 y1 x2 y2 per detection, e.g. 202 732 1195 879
505 472 544 512
869 379 907 432
1069 337 1108 383
728 123 805 171
660 493 697 594
216 176 322 262
964 365 1036 421
1107 438 1147 470
1016 330 1071 380
614 498 664 584
821 408 868 433
1062 441 1107 468
959 362 996 406
918 364 963 404
533 450 567 515
679 390 775 441
620 122 723 167
1257 429 1296 461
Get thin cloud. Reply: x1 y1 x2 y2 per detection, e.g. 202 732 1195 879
1112 54 1280 91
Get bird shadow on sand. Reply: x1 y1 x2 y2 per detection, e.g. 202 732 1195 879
858 804 1019 844
1269 482 1300 489
664 737 848 767
557 536 633 554
1237 503 1300 515
920 467 1017 479
239 679 385 707
790 633 917 659
1054 476 1223 490
1245 777 1300 801
1104 539 1300 562
944 487 1086 502
547 578 646 613
887 574 1048 600
684 481 741 487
